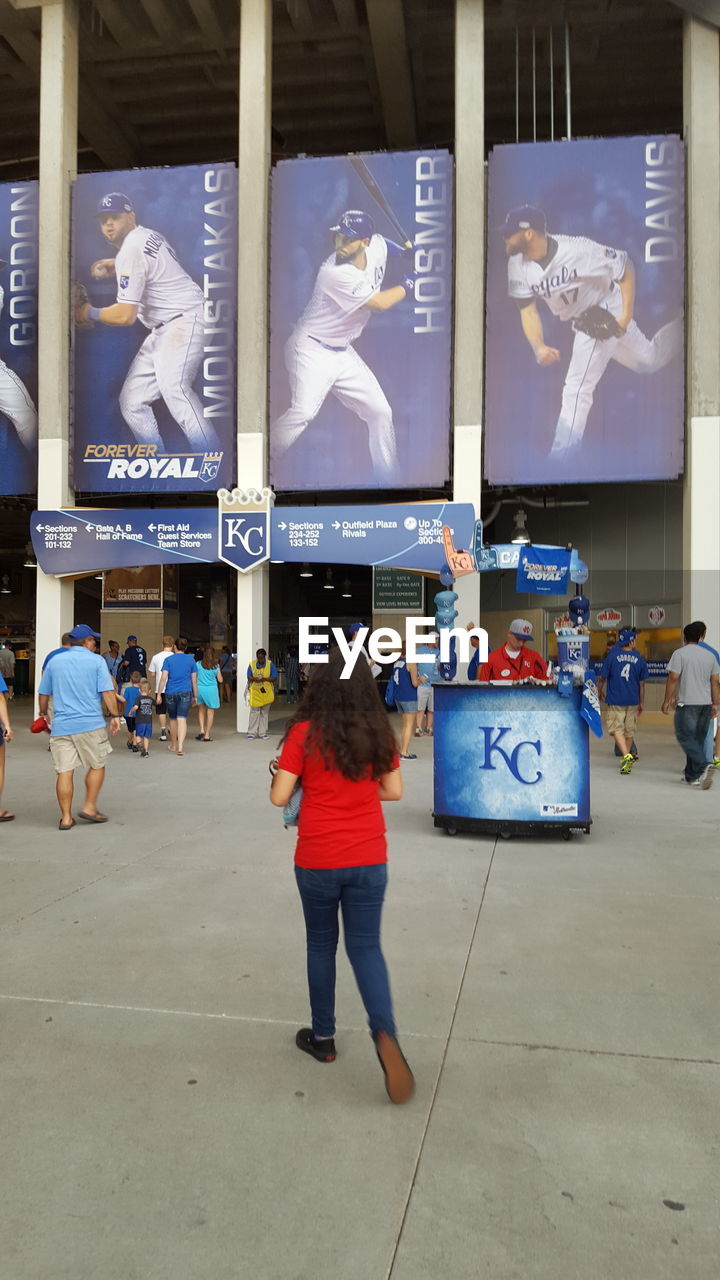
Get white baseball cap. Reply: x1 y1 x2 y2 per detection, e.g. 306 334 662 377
509 618 534 640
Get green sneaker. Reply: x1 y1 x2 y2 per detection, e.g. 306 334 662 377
620 754 634 775
713 758 720 769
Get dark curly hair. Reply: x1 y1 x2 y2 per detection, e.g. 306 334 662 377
282 645 396 781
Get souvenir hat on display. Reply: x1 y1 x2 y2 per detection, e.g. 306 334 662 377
509 618 534 640
69 624 101 640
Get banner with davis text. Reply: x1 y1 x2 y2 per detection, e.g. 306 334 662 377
269 149 453 492
485 136 684 486
71 163 236 493
0 179 38 495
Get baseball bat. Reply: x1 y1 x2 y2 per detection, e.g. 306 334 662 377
348 154 414 247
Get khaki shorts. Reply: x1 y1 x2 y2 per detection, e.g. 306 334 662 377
50 727 113 774
606 704 638 738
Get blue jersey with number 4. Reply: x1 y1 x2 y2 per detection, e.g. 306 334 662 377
600 647 649 706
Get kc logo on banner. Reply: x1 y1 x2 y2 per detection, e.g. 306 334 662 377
217 487 274 573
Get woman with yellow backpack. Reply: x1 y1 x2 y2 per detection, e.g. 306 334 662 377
246 647 278 739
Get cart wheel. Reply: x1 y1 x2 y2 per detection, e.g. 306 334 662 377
445 825 457 837
562 829 571 842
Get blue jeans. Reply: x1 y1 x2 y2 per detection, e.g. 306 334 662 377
675 704 712 781
164 691 192 720
294 863 396 1039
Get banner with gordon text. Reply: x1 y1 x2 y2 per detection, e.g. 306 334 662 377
269 150 453 492
71 163 236 493
485 136 684 486
0 180 38 495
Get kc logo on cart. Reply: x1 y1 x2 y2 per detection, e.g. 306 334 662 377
477 726 542 785
217 487 274 573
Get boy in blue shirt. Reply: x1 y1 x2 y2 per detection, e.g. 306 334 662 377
598 628 648 775
121 671 142 751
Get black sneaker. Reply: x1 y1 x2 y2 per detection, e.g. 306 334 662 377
373 1031 415 1104
295 1027 336 1063
159 729 167 742
126 741 135 751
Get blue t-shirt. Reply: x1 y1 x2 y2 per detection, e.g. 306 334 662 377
600 646 649 706
123 686 141 716
392 658 417 702
0 673 7 694
161 652 198 693
42 646 70 673
246 660 278 681
38 646 114 736
699 639 720 664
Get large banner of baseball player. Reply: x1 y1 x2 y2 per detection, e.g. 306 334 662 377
269 149 453 492
485 136 685 486
71 163 237 493
0 180 38 495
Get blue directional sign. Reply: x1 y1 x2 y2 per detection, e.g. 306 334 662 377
31 509 217 575
271 502 476 573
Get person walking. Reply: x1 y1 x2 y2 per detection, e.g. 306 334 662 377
37 624 122 829
0 669 15 820
121 671 142 751
195 646 222 741
148 635 174 742
132 680 154 757
269 647 414 1104
119 634 147 684
390 649 419 760
662 620 720 789
0 642 15 700
597 627 648 775
156 637 197 756
285 645 301 704
246 648 277 740
219 646 235 704
103 640 122 683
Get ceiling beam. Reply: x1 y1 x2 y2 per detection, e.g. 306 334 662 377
364 0 417 147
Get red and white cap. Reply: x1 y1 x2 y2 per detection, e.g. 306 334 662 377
509 618 534 640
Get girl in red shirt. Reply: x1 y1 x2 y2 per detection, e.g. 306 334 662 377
270 647 414 1104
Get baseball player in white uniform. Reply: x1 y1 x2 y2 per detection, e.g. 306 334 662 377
0 258 37 453
271 210 415 485
74 193 219 453
503 206 682 457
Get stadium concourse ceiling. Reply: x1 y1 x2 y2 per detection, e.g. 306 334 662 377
0 0 687 179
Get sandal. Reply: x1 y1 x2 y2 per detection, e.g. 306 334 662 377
0 811 15 822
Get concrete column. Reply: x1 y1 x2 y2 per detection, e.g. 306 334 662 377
683 15 720 641
34 0 78 698
452 0 484 645
235 0 271 729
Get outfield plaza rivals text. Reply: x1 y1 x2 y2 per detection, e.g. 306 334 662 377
83 168 234 481
300 618 488 678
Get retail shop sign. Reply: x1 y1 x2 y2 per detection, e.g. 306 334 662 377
595 608 623 629
372 568 424 613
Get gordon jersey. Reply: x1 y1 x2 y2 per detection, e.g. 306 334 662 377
478 645 551 682
508 234 628 322
114 225 204 329
600 647 649 705
297 234 388 346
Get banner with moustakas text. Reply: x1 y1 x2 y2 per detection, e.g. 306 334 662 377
71 163 236 494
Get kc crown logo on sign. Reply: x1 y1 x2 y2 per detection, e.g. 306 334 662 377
217 486 274 573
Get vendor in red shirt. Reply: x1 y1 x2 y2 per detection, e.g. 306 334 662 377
477 618 551 683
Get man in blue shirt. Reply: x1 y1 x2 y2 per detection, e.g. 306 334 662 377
598 627 648 775
698 629 720 767
38 624 122 829
156 637 198 756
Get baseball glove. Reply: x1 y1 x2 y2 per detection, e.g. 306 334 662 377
72 281 93 329
573 305 625 341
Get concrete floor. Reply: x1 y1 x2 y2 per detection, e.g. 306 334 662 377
1 699 718 1279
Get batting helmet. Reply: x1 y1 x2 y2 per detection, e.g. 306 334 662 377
97 192 134 216
330 210 374 240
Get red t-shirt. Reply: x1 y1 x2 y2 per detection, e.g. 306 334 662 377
278 721 399 869
478 645 549 682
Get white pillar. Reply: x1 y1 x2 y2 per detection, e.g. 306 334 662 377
683 15 720 640
452 0 484 644
235 0 271 729
34 0 78 702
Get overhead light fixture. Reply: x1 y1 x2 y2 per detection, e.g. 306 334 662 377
270 559 284 564
299 563 313 578
23 543 37 568
511 508 531 545
95 573 104 581
342 577 352 598
323 568 334 590
194 582 205 599
0 575 11 594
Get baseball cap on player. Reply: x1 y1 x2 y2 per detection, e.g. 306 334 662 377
347 621 366 634
330 210 374 240
501 205 547 237
127 634 138 642
509 618 534 640
618 627 637 644
97 192 134 216
69 624 101 640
